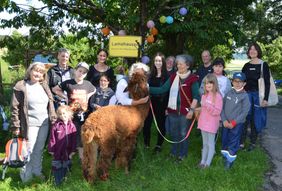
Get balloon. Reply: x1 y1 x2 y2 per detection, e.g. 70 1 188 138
101 27 110 36
141 56 150 64
146 20 155 28
146 35 154 43
150 27 158 36
118 30 126 36
179 7 188 16
166 16 174 24
159 16 166 24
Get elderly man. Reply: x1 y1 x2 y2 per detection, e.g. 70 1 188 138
195 50 213 84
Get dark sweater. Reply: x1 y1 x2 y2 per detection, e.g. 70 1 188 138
242 62 270 101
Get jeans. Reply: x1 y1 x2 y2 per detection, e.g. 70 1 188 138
222 123 244 155
52 160 72 185
167 113 191 158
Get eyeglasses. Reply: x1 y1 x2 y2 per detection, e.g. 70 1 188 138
232 80 244 84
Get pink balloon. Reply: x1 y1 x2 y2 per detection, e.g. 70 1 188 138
118 30 126 36
146 20 155 29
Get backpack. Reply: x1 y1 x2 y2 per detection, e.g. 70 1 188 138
2 138 29 179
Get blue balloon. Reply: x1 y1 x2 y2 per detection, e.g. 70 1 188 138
141 56 150 64
179 7 188 16
166 16 174 24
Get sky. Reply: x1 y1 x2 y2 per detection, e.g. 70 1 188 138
0 0 43 35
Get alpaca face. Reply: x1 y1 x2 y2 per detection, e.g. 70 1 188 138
127 72 148 100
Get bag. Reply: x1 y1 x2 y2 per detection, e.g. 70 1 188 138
258 62 278 106
2 138 29 179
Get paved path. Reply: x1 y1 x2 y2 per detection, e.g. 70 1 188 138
262 96 282 191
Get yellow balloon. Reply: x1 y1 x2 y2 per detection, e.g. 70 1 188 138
159 16 166 24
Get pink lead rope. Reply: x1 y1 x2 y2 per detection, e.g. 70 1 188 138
149 101 196 144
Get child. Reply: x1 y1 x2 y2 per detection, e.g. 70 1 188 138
221 72 250 169
200 57 231 98
197 74 223 168
88 74 114 112
48 105 77 185
52 62 96 160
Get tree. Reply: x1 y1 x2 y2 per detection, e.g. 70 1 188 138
1 0 280 65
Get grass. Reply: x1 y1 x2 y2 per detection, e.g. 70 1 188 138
0 124 269 191
0 58 270 190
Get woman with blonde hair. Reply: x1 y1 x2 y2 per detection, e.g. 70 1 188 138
10 62 56 182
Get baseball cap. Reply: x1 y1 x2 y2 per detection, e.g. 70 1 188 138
76 62 89 71
232 72 246 81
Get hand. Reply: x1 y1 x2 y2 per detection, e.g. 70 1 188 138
69 152 75 159
13 129 20 136
49 152 54 155
186 111 193 119
223 121 230 128
261 100 268 107
137 96 149 105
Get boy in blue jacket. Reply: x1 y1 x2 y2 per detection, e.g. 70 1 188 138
221 72 250 169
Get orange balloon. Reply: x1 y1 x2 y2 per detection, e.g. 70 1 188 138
101 27 110 36
146 35 155 43
150 27 158 36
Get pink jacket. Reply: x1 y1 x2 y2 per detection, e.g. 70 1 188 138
197 92 223 134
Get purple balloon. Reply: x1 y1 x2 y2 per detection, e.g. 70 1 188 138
179 7 188 16
141 56 150 64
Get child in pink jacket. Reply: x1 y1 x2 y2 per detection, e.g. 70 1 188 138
197 74 223 168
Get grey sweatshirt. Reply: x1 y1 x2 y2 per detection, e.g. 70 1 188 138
221 88 250 125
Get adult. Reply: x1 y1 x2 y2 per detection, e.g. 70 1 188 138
150 55 200 162
240 42 270 151
115 62 150 106
11 62 57 182
47 48 75 108
143 52 169 152
166 56 176 76
86 49 116 90
195 50 213 84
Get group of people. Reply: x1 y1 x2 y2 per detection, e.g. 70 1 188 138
9 42 271 184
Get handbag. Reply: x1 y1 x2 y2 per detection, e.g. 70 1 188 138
258 62 278 106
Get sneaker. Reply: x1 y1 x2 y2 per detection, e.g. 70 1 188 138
239 144 245 150
221 150 229 159
247 144 256 152
153 145 161 153
225 152 237 163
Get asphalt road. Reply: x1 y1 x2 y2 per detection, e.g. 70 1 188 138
262 96 282 191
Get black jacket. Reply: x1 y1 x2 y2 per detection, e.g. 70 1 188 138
47 64 75 94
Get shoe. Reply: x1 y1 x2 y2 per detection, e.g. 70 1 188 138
153 145 161 153
226 152 237 163
221 150 229 159
247 144 256 152
35 174 46 181
239 144 245 150
174 156 185 164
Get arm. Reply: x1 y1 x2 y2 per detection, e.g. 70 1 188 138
116 79 133 105
48 124 56 154
205 93 223 116
186 82 200 119
10 88 21 135
52 85 67 100
263 62 270 102
149 78 171 95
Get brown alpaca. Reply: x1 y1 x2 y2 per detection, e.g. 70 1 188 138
81 72 149 183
